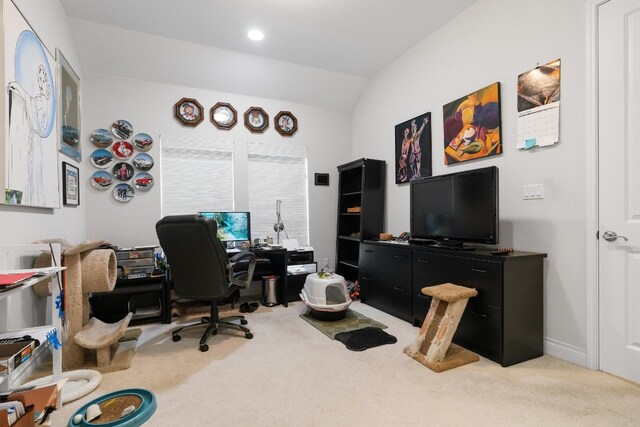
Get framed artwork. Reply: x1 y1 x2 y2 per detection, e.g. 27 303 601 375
1 0 60 208
210 102 237 130
395 112 431 184
244 106 269 133
62 162 79 206
443 82 502 164
175 97 204 127
57 49 81 162
274 111 298 136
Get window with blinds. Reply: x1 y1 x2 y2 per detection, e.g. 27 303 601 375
247 142 309 246
161 136 234 216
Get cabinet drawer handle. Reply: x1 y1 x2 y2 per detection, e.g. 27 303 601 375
469 310 488 318
393 255 406 259
392 286 406 292
470 268 488 274
416 293 431 299
417 259 431 263
364 250 374 253
361 276 371 281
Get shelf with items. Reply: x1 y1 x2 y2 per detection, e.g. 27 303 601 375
335 159 385 282
0 244 63 396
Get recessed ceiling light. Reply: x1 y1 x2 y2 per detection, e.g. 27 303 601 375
248 29 264 41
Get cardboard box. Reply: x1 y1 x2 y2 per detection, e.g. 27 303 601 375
0 341 36 376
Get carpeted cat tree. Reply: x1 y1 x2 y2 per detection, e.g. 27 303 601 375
34 239 133 372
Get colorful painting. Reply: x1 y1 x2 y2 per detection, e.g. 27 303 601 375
58 49 81 161
442 82 501 165
395 112 431 184
2 1 59 207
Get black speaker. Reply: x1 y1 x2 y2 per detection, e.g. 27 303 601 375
314 173 329 186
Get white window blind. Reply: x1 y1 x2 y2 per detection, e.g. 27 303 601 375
161 136 234 216
248 142 309 246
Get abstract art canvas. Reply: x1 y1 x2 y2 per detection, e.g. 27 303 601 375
395 112 431 184
1 0 59 207
442 82 501 165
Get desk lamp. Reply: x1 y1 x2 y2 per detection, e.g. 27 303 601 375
273 200 288 244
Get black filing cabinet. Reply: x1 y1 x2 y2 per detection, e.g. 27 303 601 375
359 242 412 322
359 240 546 367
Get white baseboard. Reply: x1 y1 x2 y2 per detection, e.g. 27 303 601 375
544 337 588 367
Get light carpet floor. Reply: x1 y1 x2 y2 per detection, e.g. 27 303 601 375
51 301 640 426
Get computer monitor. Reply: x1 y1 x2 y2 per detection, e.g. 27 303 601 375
197 211 251 243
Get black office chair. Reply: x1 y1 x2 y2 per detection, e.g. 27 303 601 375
155 214 257 352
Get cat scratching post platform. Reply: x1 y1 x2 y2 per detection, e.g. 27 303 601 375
405 283 479 372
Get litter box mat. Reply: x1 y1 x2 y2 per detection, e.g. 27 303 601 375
68 388 156 426
299 308 388 339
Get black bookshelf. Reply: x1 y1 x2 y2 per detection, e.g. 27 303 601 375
335 158 385 282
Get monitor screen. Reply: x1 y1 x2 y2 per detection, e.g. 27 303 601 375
197 211 251 242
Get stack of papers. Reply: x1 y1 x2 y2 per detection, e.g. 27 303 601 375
0 272 36 291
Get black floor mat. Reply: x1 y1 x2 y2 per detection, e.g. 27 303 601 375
334 327 397 351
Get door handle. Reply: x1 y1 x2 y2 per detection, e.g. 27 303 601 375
416 259 431 263
471 268 488 274
393 255 406 259
602 231 629 242
392 286 405 292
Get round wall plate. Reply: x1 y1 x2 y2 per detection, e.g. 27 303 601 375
111 119 133 139
133 133 153 151
132 153 154 171
112 183 135 203
90 171 113 190
133 172 154 191
112 162 135 181
90 149 113 169
113 141 134 160
90 128 113 148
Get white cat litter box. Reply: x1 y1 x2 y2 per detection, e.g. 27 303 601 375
300 272 352 321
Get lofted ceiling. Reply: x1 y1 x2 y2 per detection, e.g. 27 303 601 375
60 0 479 78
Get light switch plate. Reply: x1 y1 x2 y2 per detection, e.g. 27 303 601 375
523 184 544 199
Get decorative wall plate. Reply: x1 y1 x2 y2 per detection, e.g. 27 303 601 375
90 149 114 169
90 171 113 190
175 97 204 127
244 106 269 133
90 129 113 148
111 119 133 139
112 162 134 181
132 153 154 171
113 183 135 203
210 102 237 130
113 140 134 160
133 172 154 191
274 111 298 136
133 133 154 151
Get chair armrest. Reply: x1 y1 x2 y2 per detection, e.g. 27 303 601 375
227 252 256 288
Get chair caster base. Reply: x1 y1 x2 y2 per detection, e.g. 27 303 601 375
245 333 253 339
199 344 209 352
172 335 181 342
240 319 248 325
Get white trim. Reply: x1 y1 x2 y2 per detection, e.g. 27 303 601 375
545 338 588 367
585 0 609 371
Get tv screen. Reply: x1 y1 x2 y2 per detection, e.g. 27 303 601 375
410 166 498 245
197 211 251 242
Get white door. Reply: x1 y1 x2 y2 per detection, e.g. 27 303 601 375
599 0 640 384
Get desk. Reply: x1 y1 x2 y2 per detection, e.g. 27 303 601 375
231 247 290 307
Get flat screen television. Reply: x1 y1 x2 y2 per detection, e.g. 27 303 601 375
410 166 498 246
197 211 251 243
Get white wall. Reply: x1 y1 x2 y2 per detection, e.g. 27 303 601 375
82 73 352 268
352 0 588 363
0 0 84 244
69 19 367 112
